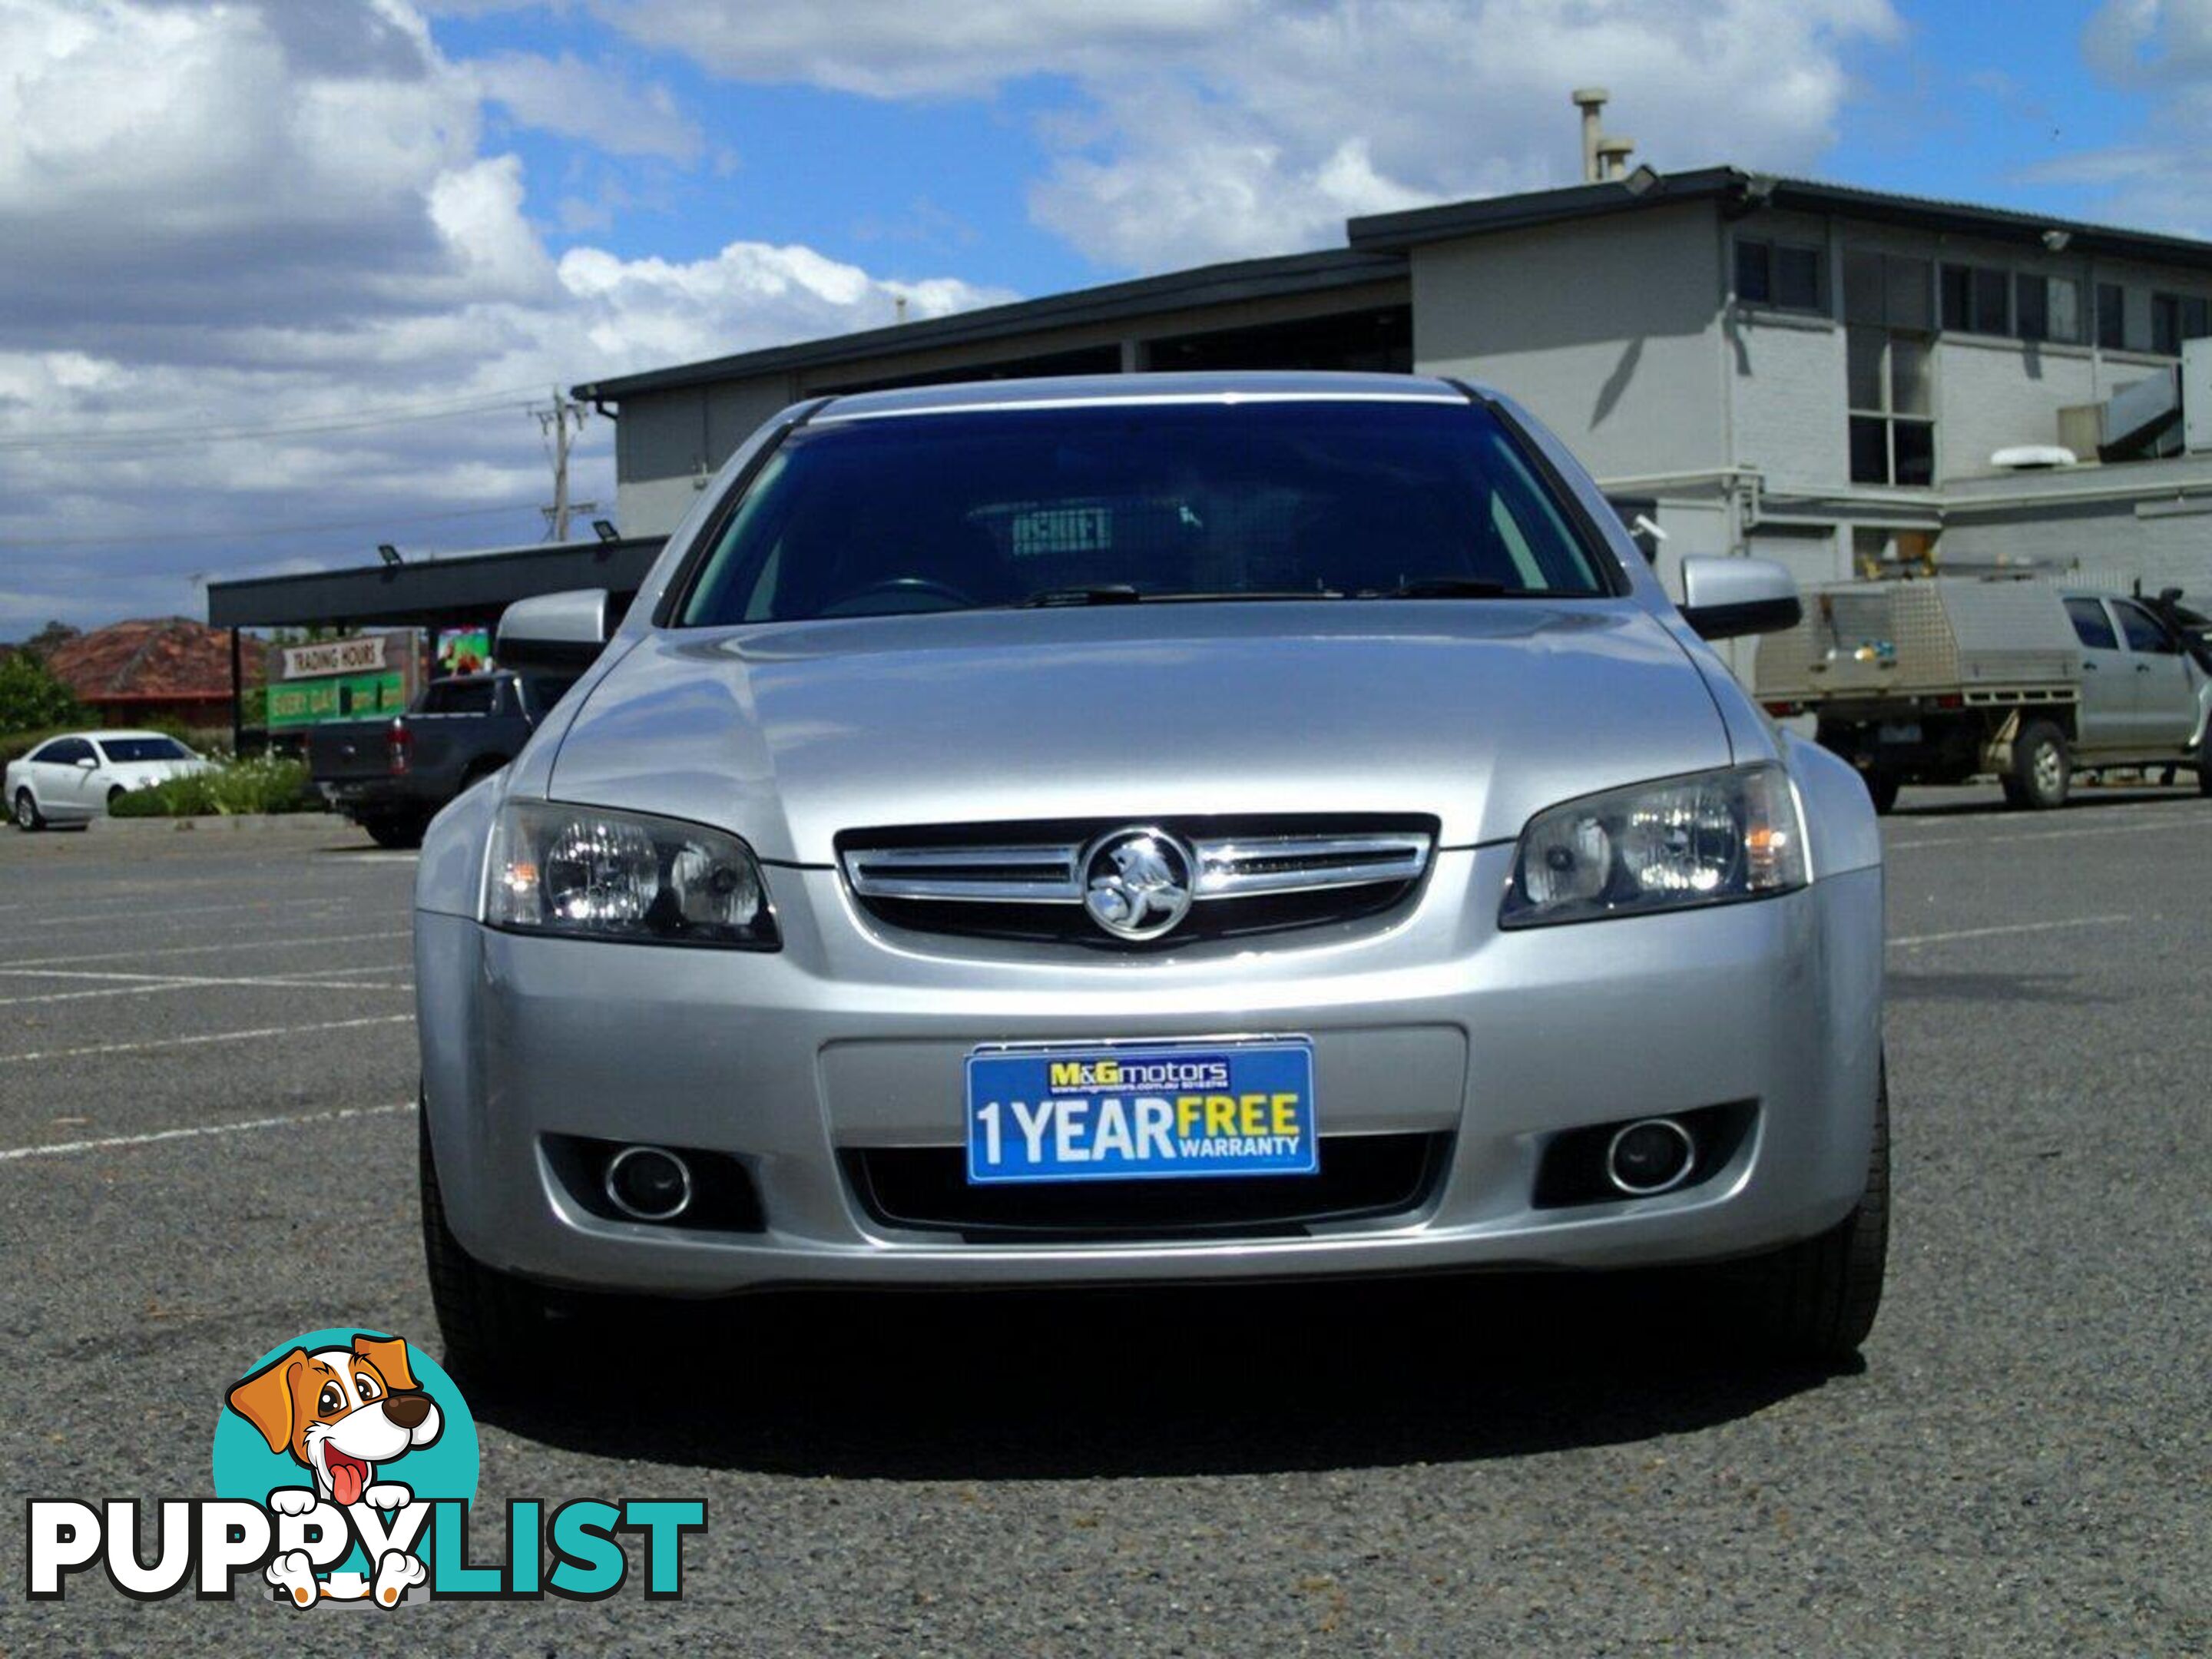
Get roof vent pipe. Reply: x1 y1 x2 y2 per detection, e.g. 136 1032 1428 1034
1596 136 1636 180
1571 88 1608 182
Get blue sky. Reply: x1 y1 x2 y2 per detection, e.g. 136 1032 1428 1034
0 0 2204 634
430 0 2194 297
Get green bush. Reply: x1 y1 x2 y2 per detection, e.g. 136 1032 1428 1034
108 754 320 818
0 651 81 732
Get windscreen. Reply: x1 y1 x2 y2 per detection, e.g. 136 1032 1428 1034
677 399 1614 625
97 737 192 762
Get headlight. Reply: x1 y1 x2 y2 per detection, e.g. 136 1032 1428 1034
1500 763 1807 929
485 800 779 949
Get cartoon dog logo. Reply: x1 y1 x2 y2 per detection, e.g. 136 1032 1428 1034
225 1333 443 1606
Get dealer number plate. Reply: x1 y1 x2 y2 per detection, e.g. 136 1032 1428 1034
965 1039 1318 1184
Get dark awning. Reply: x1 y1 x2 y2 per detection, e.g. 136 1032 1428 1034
206 537 666 630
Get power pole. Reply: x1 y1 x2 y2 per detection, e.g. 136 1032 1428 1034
534 387 597 541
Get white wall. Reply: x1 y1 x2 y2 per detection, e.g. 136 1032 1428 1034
1410 202 1729 482
1936 337 2099 479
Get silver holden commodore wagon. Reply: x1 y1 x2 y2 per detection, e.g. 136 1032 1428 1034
413 372 1888 1380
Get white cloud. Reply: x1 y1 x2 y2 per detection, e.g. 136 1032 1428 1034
591 0 1248 97
0 0 1002 630
468 50 704 162
591 0 1902 270
2042 2 2212 233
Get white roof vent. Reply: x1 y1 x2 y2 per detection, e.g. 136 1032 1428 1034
1990 445 2078 470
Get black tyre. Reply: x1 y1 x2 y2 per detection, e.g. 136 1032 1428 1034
1863 770 1901 815
363 814 426 849
106 786 127 812
1736 1064 1889 1365
2009 720 2070 810
12 789 43 832
419 1104 555 1394
2199 762 2212 798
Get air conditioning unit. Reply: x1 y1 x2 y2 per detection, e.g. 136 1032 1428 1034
2185 338 2212 452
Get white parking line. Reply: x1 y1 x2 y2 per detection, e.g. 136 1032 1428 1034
0 1015 412 1065
16 902 356 931
0 1101 415 1163
1889 914 2132 949
5 929 408 969
0 970 411 1005
0 982 201 1008
269 962 412 981
1889 817 2204 852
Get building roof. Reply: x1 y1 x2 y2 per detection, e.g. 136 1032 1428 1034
206 536 667 631
574 167 2212 412
46 618 257 704
1346 165 2212 270
571 247 1409 402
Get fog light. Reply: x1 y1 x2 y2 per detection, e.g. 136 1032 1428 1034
1605 1118 1695 1196
604 1145 693 1221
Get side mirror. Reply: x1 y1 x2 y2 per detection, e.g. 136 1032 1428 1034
497 588 611 671
76 756 98 769
1679 556 1802 641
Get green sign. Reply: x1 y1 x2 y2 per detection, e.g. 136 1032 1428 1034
263 630 419 730
267 671 409 729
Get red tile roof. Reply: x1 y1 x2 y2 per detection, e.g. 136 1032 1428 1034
45 618 260 705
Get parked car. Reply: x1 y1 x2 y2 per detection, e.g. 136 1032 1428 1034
307 671 573 849
413 372 1889 1389
6 730 211 830
1758 576 2212 810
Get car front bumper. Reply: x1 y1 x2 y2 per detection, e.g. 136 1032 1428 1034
416 848 1883 1296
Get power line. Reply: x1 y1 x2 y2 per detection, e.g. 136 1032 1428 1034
0 386 555 452
0 498 544 551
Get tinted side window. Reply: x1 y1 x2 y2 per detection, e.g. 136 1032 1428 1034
425 680 496 715
2114 601 2175 654
2065 598 2118 651
44 738 93 765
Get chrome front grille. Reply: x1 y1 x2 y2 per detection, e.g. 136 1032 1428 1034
839 817 1436 945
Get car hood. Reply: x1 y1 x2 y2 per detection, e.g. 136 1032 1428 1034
548 603 1733 863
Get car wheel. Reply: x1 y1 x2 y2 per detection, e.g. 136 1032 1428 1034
1862 770 1901 815
1735 1061 1889 1366
106 786 127 812
364 814 426 849
419 1103 555 1393
2199 762 2212 798
2009 720 2070 810
12 789 42 832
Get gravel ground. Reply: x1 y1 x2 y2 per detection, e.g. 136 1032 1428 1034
0 790 2205 1657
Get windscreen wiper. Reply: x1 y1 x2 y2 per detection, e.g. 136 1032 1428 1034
1359 576 1518 599
1011 584 1144 608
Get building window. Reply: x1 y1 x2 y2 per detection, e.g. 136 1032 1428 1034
1940 263 2018 335
2151 292 2210 355
2097 283 2128 349
1941 265 2085 343
1735 238 1823 310
1845 250 1932 332
1847 326 1936 487
2012 274 2082 343
2152 294 2179 355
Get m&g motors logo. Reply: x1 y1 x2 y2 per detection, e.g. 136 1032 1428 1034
25 1328 704 1607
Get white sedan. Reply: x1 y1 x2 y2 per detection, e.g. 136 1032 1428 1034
5 730 212 830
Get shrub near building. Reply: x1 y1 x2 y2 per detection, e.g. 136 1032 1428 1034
108 755 317 818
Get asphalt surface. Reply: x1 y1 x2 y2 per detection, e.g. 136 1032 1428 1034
0 791 2206 1656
